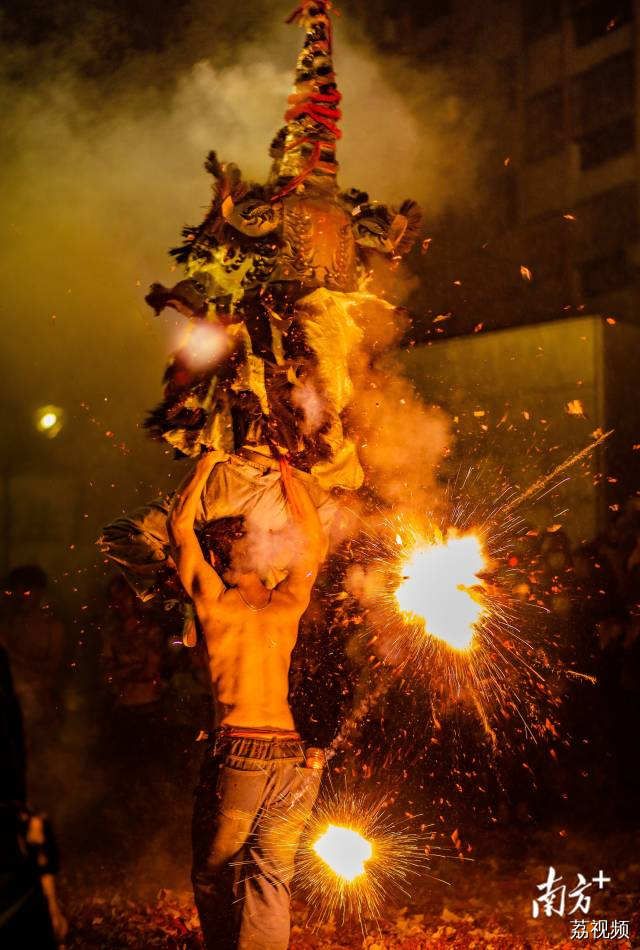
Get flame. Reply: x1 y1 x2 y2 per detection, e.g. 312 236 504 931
394 531 488 651
312 825 373 882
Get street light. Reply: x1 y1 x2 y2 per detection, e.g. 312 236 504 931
35 404 64 438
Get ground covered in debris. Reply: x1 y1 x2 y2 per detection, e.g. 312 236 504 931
61 827 639 949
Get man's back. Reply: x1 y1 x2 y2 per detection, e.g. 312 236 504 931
165 451 326 950
197 589 301 730
167 451 326 730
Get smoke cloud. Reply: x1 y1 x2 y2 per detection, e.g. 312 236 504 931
1 0 491 584
0 0 488 459
0 0 505 905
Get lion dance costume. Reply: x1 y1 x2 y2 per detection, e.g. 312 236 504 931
99 1 422 610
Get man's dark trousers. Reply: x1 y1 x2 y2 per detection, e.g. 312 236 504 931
192 731 321 950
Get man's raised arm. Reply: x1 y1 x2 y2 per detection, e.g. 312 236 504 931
167 453 225 604
277 463 327 609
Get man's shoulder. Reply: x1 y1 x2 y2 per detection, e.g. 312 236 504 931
195 585 237 622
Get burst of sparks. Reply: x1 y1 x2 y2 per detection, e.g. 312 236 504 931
296 791 431 925
380 518 524 743
331 434 607 764
388 509 544 743
337 497 542 747
394 531 488 651
313 825 373 881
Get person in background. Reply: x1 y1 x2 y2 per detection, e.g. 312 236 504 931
101 575 169 809
0 565 66 746
101 575 166 714
0 644 67 948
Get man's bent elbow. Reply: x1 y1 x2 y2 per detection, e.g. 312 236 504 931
167 512 191 543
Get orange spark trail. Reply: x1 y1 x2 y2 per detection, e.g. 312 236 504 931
501 429 613 516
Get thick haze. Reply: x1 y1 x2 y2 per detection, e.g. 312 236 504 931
0 0 492 577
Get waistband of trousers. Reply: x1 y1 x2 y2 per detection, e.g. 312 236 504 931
215 725 301 741
209 726 304 762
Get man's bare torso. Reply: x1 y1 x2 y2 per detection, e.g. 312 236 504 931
197 588 300 730
167 451 323 731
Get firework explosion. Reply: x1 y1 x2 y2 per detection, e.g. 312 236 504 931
339 513 527 744
313 825 373 882
331 432 611 757
295 787 433 926
393 528 488 651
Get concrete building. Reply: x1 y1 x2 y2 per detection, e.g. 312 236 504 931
364 0 640 328
513 0 637 326
352 0 640 533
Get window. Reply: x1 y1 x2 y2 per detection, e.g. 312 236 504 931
577 250 633 296
523 0 563 44
526 87 564 162
577 115 635 169
574 183 638 260
521 214 568 285
571 52 635 136
571 0 633 47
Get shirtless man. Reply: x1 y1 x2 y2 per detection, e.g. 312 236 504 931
167 452 326 950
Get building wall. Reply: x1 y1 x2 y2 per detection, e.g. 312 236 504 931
400 315 610 543
394 2 640 529
404 1 639 326
521 2 638 320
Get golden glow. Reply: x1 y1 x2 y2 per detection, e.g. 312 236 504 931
35 404 64 438
40 412 57 429
395 531 487 651
296 793 428 924
174 321 231 371
313 824 373 882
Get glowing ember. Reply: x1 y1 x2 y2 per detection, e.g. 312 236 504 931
313 825 373 882
394 532 488 650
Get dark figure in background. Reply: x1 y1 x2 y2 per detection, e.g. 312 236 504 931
102 575 166 715
0 566 65 755
100 576 170 848
168 453 325 950
0 645 67 948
